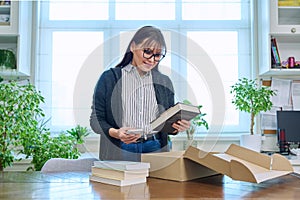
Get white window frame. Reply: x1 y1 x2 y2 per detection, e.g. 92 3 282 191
35 0 253 135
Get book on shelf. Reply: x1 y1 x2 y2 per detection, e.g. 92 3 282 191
91 166 149 180
93 160 150 171
150 102 200 133
89 175 147 186
271 37 281 67
271 45 278 67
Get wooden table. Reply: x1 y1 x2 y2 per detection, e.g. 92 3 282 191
1 171 299 199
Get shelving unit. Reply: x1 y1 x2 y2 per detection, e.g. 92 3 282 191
258 0 300 152
258 0 300 77
0 1 32 79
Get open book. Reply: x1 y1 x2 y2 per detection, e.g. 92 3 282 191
150 102 200 133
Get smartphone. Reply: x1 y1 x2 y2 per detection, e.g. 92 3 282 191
127 129 144 134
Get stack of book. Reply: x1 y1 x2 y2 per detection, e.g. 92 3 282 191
89 160 150 186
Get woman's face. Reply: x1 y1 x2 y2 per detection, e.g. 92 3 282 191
130 41 164 75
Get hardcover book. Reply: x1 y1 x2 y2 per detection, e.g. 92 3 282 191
271 37 281 67
91 166 149 180
150 102 201 133
89 175 147 187
93 160 150 171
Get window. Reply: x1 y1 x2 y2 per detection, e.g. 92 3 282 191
182 0 242 20
36 0 252 134
115 0 176 20
49 0 109 20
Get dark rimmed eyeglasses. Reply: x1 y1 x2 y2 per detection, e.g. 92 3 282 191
143 49 165 62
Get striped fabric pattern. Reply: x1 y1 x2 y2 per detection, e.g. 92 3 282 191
121 65 158 132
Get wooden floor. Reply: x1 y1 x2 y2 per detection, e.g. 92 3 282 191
0 171 300 199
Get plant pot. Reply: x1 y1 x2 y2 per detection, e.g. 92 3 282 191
240 134 262 152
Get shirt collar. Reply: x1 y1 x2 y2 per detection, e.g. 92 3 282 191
124 64 151 77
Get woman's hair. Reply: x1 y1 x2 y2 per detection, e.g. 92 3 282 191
115 26 167 68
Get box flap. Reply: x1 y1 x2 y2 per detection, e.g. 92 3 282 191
183 144 231 176
229 159 291 183
183 144 294 183
224 143 271 169
271 153 294 171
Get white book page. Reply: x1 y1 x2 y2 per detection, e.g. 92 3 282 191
291 82 300 110
271 78 292 107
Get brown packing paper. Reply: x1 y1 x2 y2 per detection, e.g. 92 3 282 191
142 144 294 183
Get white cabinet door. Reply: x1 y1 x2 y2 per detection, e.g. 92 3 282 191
270 0 300 34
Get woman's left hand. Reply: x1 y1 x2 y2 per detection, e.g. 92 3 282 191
171 119 191 134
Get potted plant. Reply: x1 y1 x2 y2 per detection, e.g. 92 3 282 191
19 118 81 171
230 78 276 151
182 100 209 146
0 79 45 171
0 78 81 171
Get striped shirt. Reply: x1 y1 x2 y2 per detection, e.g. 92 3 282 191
121 64 159 132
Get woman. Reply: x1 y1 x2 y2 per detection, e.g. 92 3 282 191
90 25 190 161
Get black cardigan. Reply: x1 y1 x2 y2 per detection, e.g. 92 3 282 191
90 67 174 161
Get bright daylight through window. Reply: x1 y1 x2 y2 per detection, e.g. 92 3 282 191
37 0 251 134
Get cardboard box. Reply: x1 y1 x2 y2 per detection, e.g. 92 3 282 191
141 151 218 181
142 144 294 183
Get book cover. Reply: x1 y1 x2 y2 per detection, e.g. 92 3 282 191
150 102 200 133
93 160 150 171
91 166 149 180
89 175 147 186
271 37 281 66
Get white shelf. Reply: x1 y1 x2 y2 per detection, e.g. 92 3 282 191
260 68 300 76
0 69 30 80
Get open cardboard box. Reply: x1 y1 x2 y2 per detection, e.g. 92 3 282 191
141 144 294 183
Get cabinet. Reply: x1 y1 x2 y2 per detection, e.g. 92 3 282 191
258 0 300 76
0 1 32 79
0 0 18 34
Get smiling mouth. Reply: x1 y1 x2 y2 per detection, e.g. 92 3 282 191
143 62 154 68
